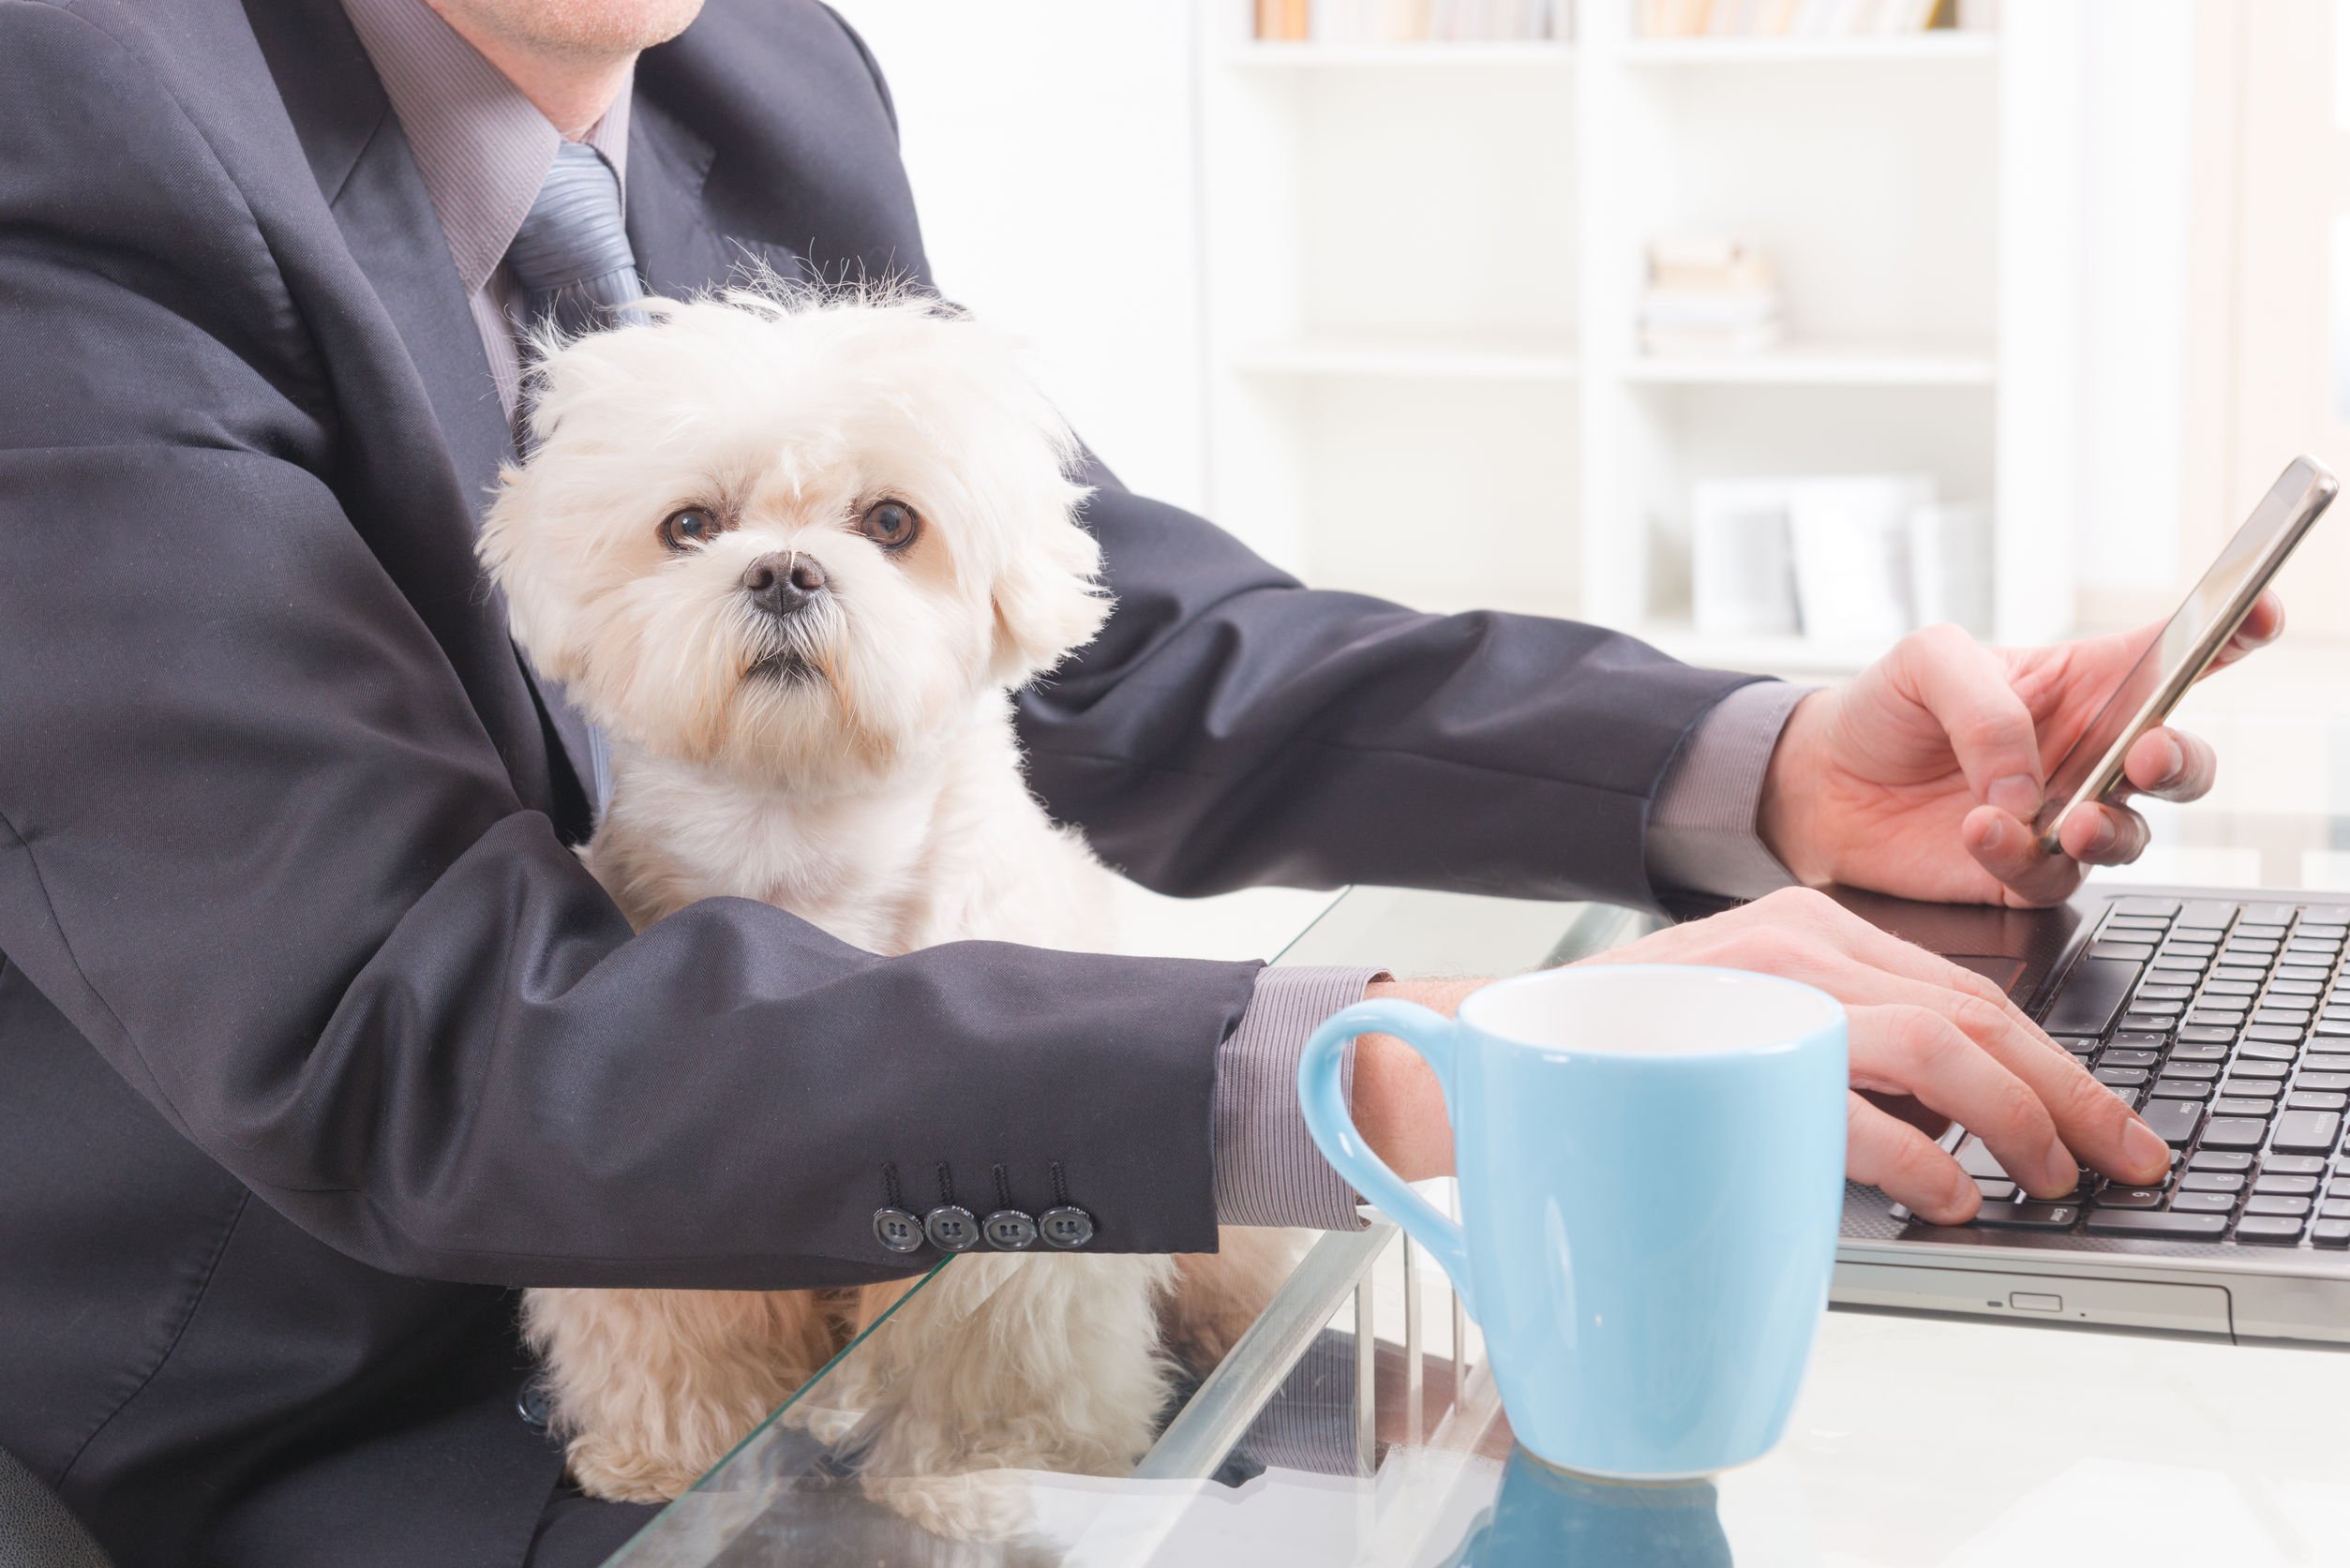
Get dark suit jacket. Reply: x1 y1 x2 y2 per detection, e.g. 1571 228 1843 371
0 0 1758 1561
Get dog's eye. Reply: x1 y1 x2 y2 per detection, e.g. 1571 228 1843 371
658 508 723 551
857 500 922 553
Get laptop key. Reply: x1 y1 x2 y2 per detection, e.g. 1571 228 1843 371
1954 1136 2011 1180
2199 1119 2269 1150
2181 1172 2245 1192
2261 1155 2327 1175
2238 1040 2300 1060
2270 1110 2344 1156
2043 959 2144 1038
2254 1174 2320 1195
2236 1215 2308 1244
2230 1061 2292 1080
2288 1092 2350 1113
2171 1190 2237 1213
1967 1202 2079 1231
2314 1219 2350 1247
2302 1055 2350 1073
2115 898 2181 917
2093 1187 2165 1209
2297 1072 2350 1092
2095 1067 2150 1087
2248 1194 2313 1216
2322 1198 2350 1219
2178 1028 2236 1046
2136 1098 2205 1147
2100 1048 2162 1068
2212 1098 2278 1118
2166 1051 2225 1068
2084 1209 2227 1239
2193 1150 2256 1172
2149 1080 2211 1099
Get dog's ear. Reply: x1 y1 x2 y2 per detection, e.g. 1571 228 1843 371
989 505 1111 688
477 478 591 685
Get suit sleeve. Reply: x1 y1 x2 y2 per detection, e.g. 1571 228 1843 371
1017 459 1768 904
0 1 1252 1289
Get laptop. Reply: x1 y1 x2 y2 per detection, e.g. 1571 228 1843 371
1831 882 2350 1346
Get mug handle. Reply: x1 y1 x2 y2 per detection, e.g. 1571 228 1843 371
1297 999 1476 1318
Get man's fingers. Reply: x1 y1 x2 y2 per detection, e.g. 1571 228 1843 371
2119 726 2218 803
1744 892 2170 1187
1872 970 2169 1187
1961 804 2086 907
1848 1004 2072 1195
2206 590 2285 673
1848 1091 1977 1225
1893 625 2047 818
2055 799 2152 865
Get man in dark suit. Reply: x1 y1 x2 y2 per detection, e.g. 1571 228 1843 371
0 0 2262 1562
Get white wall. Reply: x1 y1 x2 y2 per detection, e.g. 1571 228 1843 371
825 1 1213 514
2074 0 2194 604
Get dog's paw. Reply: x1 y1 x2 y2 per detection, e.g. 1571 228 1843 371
563 1436 706 1505
863 1470 1036 1542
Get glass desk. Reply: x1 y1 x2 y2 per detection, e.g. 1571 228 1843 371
607 864 2350 1567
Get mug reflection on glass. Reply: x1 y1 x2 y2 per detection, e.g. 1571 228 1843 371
1439 1446 1732 1568
1298 964 1848 1480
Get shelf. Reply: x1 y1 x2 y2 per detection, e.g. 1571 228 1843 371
1618 34 1997 65
1624 342 1996 387
1225 42 1574 69
1229 331 1578 382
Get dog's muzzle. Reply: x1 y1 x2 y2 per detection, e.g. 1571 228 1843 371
741 551 829 620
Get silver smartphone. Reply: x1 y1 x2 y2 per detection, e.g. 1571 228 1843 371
2032 455 2338 854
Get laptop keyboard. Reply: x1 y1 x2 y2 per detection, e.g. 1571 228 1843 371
1903 896 2350 1248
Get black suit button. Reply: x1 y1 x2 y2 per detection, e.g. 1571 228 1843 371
924 1204 980 1252
1039 1205 1095 1248
981 1209 1038 1250
873 1206 925 1254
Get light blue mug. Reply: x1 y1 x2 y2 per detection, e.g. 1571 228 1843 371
1298 963 1848 1479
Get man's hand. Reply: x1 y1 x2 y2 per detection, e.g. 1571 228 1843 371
1348 889 2173 1225
1759 596 2283 907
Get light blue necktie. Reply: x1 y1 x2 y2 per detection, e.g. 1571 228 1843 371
506 142 650 341
506 142 647 814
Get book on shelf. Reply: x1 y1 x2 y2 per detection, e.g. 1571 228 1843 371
1253 0 1564 43
1640 235 1784 357
1635 0 1955 37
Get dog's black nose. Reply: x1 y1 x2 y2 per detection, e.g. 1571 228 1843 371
741 551 829 618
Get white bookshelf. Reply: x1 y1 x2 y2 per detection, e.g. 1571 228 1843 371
1196 1 2084 677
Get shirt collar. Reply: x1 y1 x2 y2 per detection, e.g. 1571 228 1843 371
339 0 634 297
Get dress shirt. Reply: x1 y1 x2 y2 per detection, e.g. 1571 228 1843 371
340 0 1803 1234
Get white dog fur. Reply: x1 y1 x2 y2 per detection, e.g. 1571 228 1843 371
477 289 1293 1531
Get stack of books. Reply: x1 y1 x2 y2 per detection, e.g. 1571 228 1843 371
1639 237 1783 358
1636 0 1954 35
1254 0 1564 43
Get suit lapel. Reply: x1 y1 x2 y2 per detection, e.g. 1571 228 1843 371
626 96 811 299
244 0 592 835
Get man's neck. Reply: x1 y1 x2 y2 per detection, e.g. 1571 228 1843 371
423 4 635 137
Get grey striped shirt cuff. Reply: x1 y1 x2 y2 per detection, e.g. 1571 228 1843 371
1645 679 1812 903
1214 964 1387 1230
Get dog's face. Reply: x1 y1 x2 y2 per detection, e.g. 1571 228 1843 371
479 292 1107 787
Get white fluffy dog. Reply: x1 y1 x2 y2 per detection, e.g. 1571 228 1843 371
476 290 1288 1529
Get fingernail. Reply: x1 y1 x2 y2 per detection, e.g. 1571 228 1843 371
2123 1117 2171 1180
1989 774 2043 818
2085 814 2118 856
1978 814 2009 853
2157 734 2185 784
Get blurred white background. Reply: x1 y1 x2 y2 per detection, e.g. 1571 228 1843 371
829 0 2350 933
